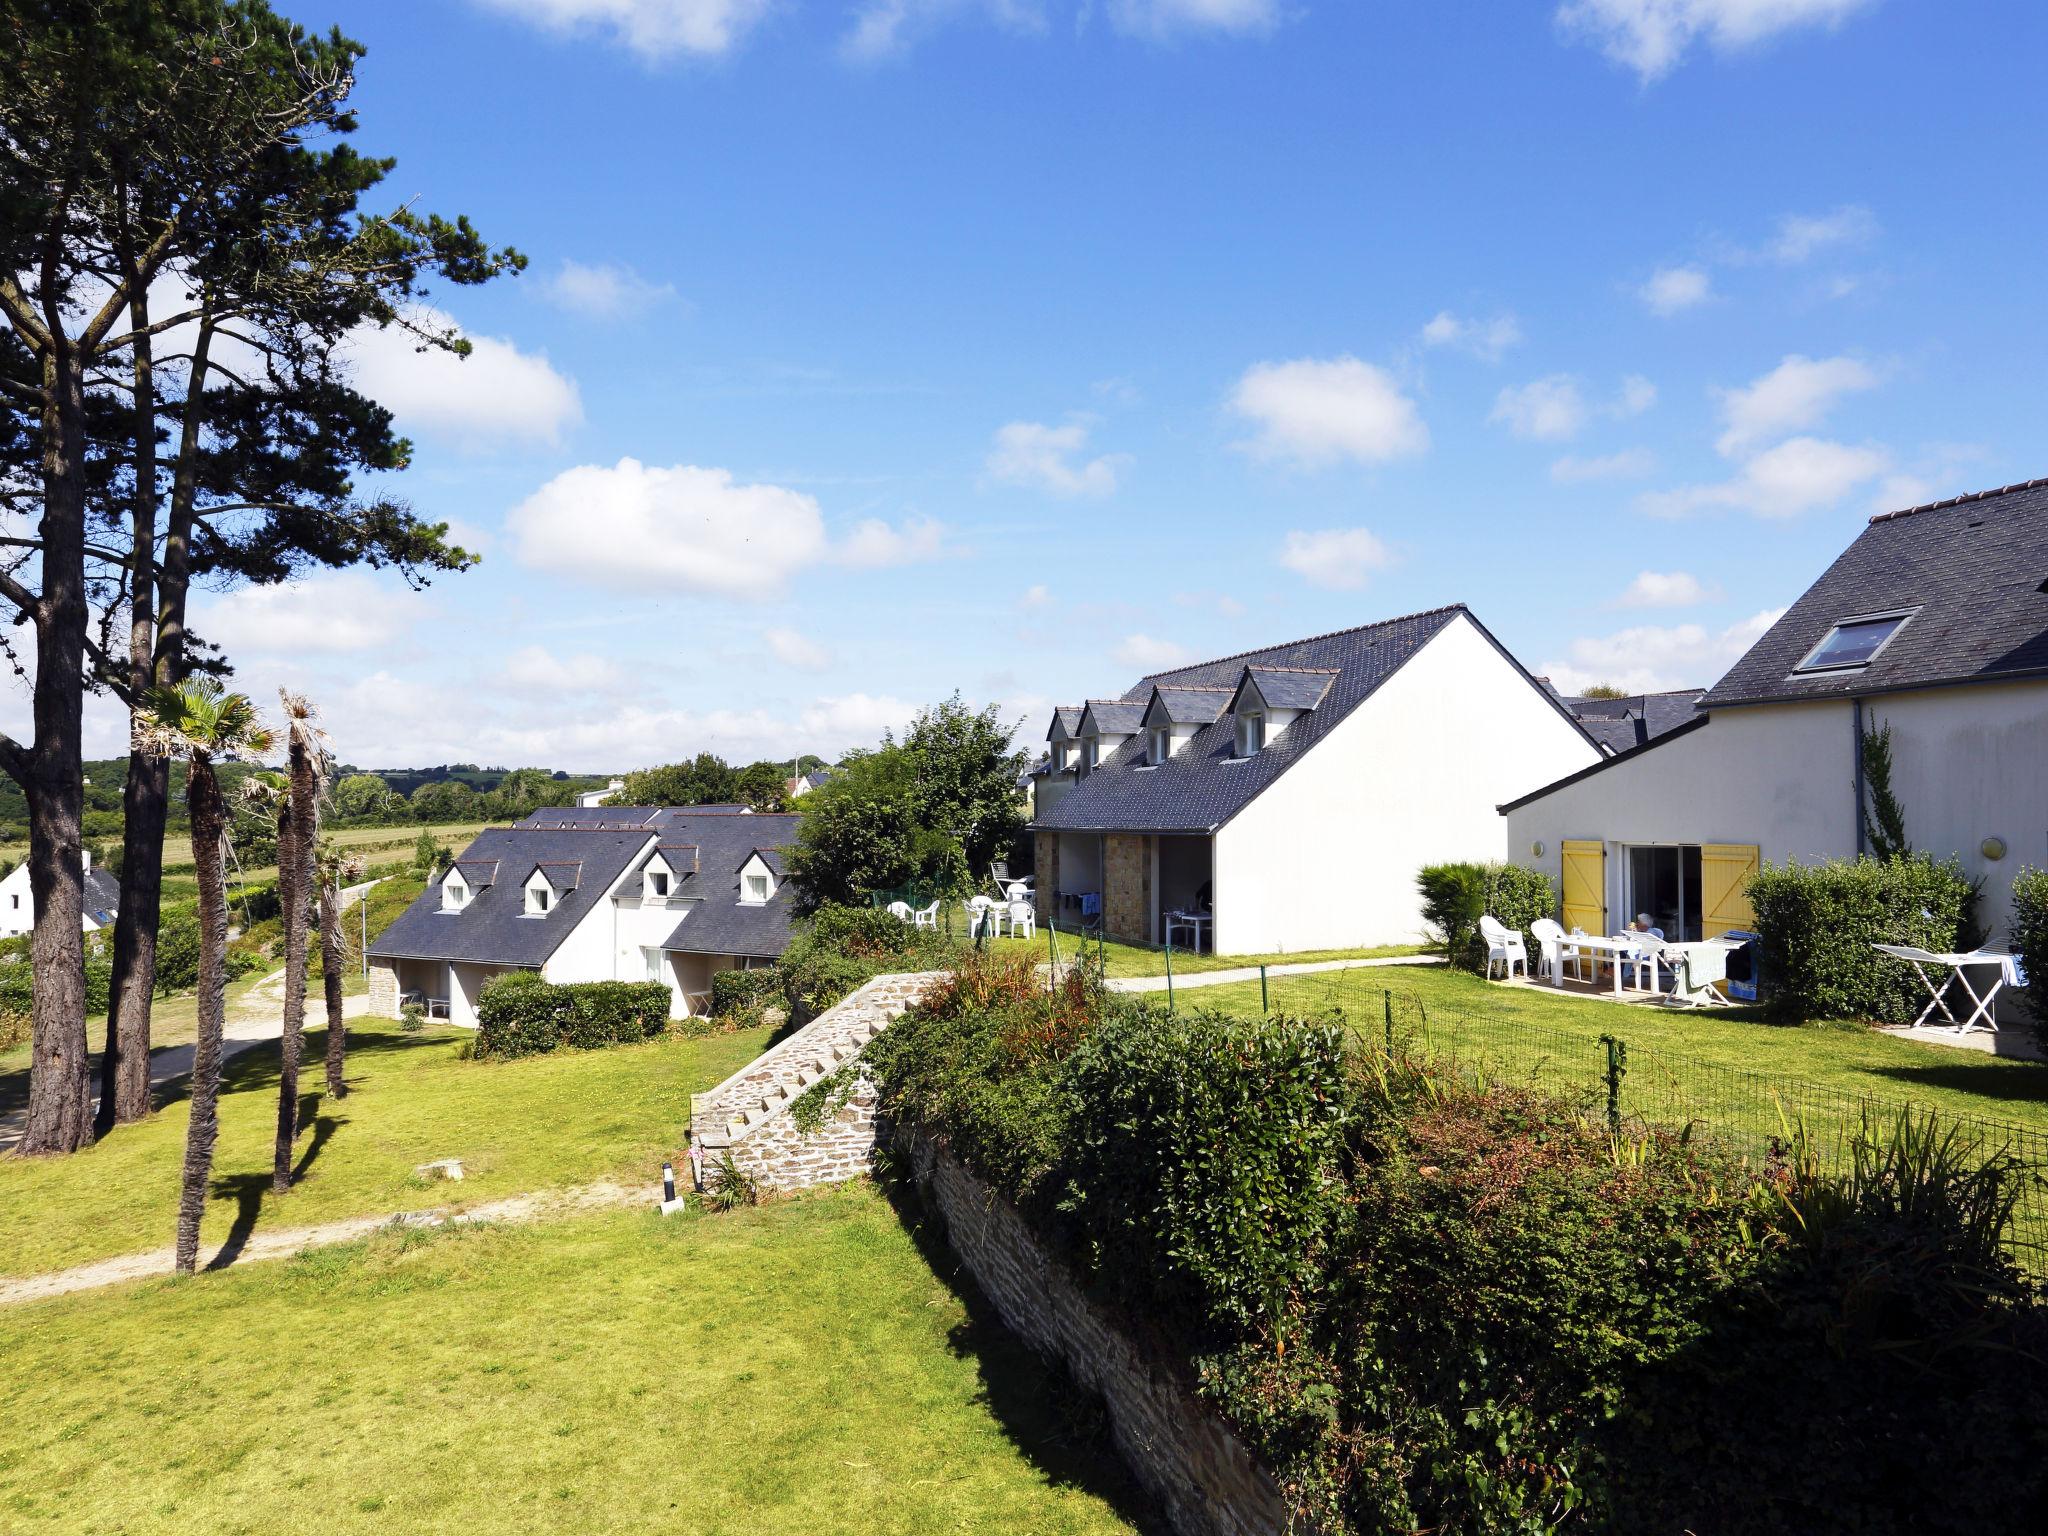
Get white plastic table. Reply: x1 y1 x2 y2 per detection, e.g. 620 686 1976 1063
1559 932 1651 996
1871 944 2019 1034
1165 911 1211 952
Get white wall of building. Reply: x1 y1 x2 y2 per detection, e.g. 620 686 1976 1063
0 851 109 940
1504 681 2048 943
1216 613 1602 952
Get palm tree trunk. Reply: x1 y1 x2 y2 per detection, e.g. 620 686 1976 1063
175 756 228 1275
319 878 347 1098
272 741 316 1193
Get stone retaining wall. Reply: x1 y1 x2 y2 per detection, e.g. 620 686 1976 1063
905 1135 1291 1536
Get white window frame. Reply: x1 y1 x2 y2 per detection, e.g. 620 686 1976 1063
441 874 468 913
646 868 670 899
1084 736 1101 771
1149 725 1172 764
1792 608 1916 675
525 882 551 916
642 945 664 982
742 871 772 905
1236 711 1265 758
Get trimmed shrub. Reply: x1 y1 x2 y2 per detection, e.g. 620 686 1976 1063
1748 855 1975 1022
1416 861 1553 971
709 966 781 1028
0 954 113 1015
2011 868 2048 1044
474 971 670 1058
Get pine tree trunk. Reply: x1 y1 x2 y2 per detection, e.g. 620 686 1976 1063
100 754 168 1128
175 757 228 1275
320 879 347 1099
20 341 93 1156
272 738 316 1192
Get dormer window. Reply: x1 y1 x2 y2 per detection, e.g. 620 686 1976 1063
646 869 670 899
1794 610 1913 674
743 872 771 904
1236 711 1265 758
441 874 469 913
525 881 552 916
1149 726 1172 764
1051 742 1070 773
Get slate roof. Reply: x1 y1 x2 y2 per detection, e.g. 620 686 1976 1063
1701 478 2048 708
1241 666 1338 711
1147 686 1232 725
368 827 654 967
1079 699 1148 736
656 812 803 959
1563 690 1705 754
83 865 119 924
1035 605 1586 834
515 804 754 831
451 857 500 886
1047 706 1082 740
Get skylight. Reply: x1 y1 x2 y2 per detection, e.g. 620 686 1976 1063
1794 611 1912 673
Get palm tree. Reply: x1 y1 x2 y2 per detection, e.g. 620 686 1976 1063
271 692 329 1194
135 680 273 1276
315 840 365 1099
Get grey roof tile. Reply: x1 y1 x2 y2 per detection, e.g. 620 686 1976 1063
1079 699 1148 736
1047 706 1082 739
1563 690 1705 753
1701 478 2048 708
1147 686 1232 725
1241 666 1338 711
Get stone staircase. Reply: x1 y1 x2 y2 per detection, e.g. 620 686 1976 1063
687 971 945 1191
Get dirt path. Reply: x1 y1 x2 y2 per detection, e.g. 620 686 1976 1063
0 1179 641 1308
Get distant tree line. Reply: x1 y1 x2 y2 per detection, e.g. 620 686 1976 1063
617 752 826 814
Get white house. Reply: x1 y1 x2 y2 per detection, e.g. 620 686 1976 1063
1502 478 2048 950
366 807 798 1025
1029 605 1604 954
0 848 120 941
574 778 625 809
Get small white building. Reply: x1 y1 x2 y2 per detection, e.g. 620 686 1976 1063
366 808 797 1025
0 848 120 941
1030 605 1605 953
574 778 625 809
1503 478 2048 949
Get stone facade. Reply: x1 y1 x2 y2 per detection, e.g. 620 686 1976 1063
1104 832 1153 945
1034 834 1059 925
687 971 943 1192
905 1135 1291 1536
368 957 399 1019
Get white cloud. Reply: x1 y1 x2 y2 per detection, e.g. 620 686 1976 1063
1420 310 1523 362
496 645 626 693
1713 353 1881 456
542 259 678 320
1638 436 1890 519
1539 608 1784 696
192 574 428 658
1550 448 1657 482
842 0 1044 62
1276 527 1394 591
1616 374 1657 416
1639 264 1712 316
341 305 581 448
474 0 773 60
1108 0 1283 37
1114 634 1193 671
1615 570 1718 609
1491 375 1588 441
1020 583 1055 610
507 458 828 598
836 515 949 567
986 419 1127 497
1767 205 1878 264
799 692 920 746
1230 356 1429 468
1558 0 1874 82
765 626 831 671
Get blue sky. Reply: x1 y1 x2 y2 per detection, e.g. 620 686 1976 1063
53 0 2048 772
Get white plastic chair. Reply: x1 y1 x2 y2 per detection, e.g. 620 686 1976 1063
965 895 1000 938
1627 931 1666 991
1530 918 1586 983
1007 899 1036 940
1478 914 1528 981
886 900 913 923
912 900 940 930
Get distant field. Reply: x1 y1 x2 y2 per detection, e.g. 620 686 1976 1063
161 820 496 894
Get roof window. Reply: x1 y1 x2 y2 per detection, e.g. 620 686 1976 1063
1794 610 1913 674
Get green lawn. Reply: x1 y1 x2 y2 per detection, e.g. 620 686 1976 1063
980 928 1424 979
1187 961 2048 1138
0 1019 772 1279
0 1188 1144 1535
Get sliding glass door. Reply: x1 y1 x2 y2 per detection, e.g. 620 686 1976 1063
1623 845 1704 942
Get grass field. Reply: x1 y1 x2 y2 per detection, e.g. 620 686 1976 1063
0 1187 1144 1535
1187 962 2048 1136
979 928 1424 978
160 819 496 900
0 1018 772 1280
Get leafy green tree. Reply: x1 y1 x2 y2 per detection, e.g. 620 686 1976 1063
735 760 789 812
134 679 273 1273
1 0 515 1144
619 752 739 807
331 772 395 821
1860 721 1911 861
487 766 564 819
786 696 1026 912
409 779 477 823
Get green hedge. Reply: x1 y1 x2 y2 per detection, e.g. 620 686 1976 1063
474 971 672 1059
1748 855 1975 1022
2010 868 2048 1044
1415 861 1552 971
709 966 781 1027
0 955 112 1014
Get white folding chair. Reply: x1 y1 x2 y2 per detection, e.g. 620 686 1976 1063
1478 914 1528 981
1007 899 1036 940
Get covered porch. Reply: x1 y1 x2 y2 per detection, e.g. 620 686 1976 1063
1045 830 1215 951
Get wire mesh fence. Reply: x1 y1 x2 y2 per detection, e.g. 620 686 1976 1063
1255 968 2048 1273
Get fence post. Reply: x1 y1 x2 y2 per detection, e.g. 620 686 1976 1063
1165 933 1175 1013
1600 1033 1628 1136
1047 922 1058 995
1384 989 1395 1055
1260 963 1269 1014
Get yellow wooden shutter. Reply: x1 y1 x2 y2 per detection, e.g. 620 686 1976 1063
1561 840 1605 935
1701 844 1760 937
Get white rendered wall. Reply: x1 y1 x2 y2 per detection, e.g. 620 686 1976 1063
1503 681 2048 944
0 863 30 939
1214 613 1601 953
